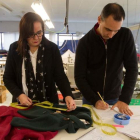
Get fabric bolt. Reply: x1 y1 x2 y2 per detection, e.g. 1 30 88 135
11 105 93 133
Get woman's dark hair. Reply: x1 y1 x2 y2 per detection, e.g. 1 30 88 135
17 12 45 56
101 3 125 21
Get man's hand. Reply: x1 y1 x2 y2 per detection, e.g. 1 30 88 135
65 96 76 111
111 101 133 116
18 94 32 106
95 100 109 110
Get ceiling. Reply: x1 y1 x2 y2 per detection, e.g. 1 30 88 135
0 0 140 33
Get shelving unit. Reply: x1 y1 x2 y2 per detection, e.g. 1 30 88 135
0 57 6 86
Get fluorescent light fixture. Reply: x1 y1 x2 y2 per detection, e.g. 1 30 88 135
45 20 54 29
0 4 12 13
31 1 54 29
16 15 22 19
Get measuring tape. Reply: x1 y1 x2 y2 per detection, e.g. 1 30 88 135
10 101 67 111
10 102 30 109
114 113 130 125
83 104 117 135
11 101 117 135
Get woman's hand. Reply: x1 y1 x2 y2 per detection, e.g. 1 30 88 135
65 96 76 111
18 94 32 106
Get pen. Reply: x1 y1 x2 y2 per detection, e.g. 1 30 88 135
109 106 120 114
97 91 106 105
97 92 120 114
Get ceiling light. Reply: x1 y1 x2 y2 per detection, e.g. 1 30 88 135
44 20 54 29
31 1 54 29
0 4 12 13
16 15 22 19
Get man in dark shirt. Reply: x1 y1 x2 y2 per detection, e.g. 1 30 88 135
75 3 138 116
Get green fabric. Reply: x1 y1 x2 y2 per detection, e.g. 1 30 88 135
129 98 140 105
11 105 92 133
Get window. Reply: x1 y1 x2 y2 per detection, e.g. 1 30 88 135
44 34 49 39
59 34 73 46
58 33 84 46
0 33 4 50
3 32 19 51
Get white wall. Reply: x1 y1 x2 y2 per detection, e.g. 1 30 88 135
0 20 135 33
0 21 139 51
0 21 95 34
0 21 19 32
3 32 19 51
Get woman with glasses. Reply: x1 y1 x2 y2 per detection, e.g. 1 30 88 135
3 12 76 111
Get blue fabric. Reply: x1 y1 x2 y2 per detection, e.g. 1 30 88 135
83 97 118 105
83 97 92 105
105 98 118 105
58 40 79 55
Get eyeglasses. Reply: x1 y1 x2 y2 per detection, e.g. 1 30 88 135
29 30 43 38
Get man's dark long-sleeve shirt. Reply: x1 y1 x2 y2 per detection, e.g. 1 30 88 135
75 25 138 106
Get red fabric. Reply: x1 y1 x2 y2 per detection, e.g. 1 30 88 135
94 23 106 44
0 106 58 140
94 23 100 35
5 127 58 140
0 106 25 140
58 93 63 99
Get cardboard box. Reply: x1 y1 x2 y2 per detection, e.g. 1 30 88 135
0 86 8 103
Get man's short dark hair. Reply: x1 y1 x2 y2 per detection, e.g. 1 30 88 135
101 3 125 21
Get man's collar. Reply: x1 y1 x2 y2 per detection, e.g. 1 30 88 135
94 23 106 44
